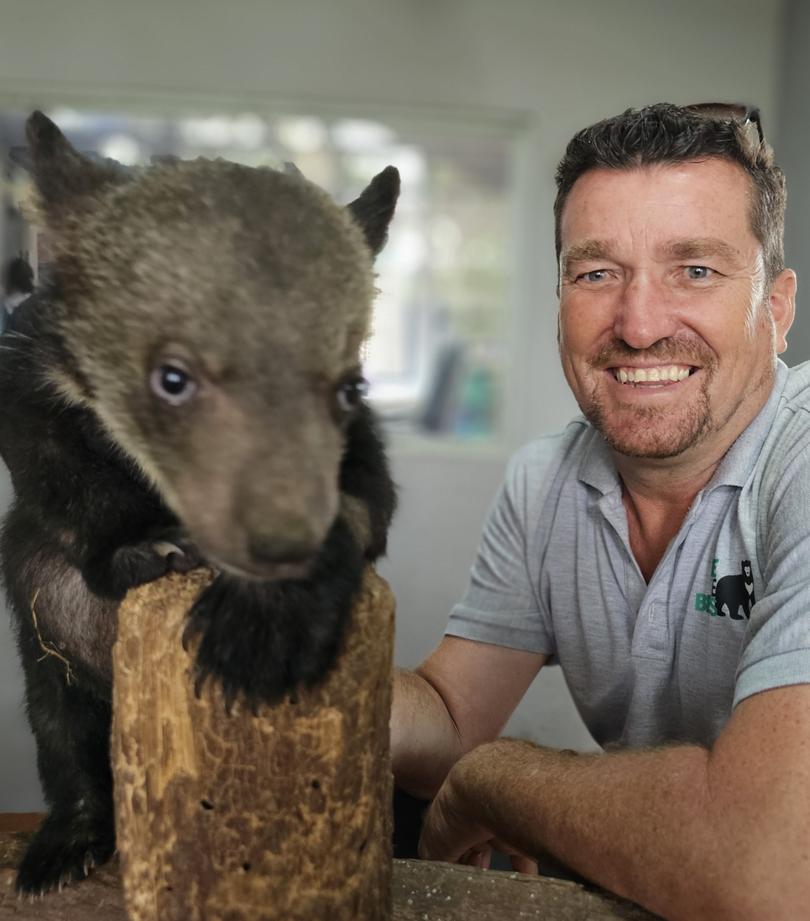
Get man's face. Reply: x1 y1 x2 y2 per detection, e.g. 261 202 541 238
557 159 795 461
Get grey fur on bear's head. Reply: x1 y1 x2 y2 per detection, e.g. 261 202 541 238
26 110 399 580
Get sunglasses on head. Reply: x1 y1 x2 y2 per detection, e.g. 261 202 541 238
683 102 764 146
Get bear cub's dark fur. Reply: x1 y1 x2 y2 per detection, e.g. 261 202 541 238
0 112 399 894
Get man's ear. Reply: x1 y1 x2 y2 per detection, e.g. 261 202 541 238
347 166 400 257
768 268 797 354
26 111 126 224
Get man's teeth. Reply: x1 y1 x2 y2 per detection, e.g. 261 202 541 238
614 366 692 383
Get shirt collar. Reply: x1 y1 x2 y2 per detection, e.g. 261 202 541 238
707 359 789 489
576 359 789 496
577 424 622 496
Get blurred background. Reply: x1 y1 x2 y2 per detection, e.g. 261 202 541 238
0 0 805 810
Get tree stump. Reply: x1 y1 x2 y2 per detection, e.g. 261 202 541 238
111 566 395 921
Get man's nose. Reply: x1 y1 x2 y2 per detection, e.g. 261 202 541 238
613 275 678 349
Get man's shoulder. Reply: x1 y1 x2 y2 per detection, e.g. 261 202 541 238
779 360 810 414
763 361 810 458
747 361 810 502
507 418 599 488
488 419 602 555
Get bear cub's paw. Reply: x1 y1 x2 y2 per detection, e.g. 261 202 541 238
105 531 203 596
15 809 115 895
183 574 354 712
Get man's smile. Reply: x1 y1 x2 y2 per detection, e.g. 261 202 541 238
607 364 698 385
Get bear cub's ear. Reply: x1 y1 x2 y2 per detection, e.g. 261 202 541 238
26 111 127 222
347 166 400 258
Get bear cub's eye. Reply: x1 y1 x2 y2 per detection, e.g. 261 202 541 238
150 363 198 406
336 376 368 413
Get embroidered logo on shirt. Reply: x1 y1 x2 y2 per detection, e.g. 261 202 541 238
694 558 755 620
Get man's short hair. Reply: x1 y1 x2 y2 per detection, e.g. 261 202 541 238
554 102 786 285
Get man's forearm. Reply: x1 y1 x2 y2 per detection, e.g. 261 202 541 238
451 740 720 917
390 668 463 799
420 736 803 921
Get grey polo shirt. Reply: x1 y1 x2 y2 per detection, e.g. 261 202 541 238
446 360 810 749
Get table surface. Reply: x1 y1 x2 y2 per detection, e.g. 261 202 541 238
0 815 41 834
0 814 657 920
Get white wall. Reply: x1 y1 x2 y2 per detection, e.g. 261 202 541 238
778 0 810 366
0 0 787 810
0 463 41 809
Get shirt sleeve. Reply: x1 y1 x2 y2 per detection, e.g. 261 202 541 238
445 445 556 655
734 443 810 707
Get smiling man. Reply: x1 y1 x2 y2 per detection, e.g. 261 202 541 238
392 104 809 920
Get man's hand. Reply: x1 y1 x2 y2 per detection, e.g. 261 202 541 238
419 741 539 875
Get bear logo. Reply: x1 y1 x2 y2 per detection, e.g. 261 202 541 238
712 559 755 620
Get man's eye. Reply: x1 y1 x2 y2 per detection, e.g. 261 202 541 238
577 269 609 283
685 265 713 280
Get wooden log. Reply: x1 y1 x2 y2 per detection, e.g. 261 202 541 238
392 859 658 921
0 831 659 920
110 566 395 921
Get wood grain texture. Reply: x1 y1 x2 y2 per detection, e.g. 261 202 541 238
111 566 395 921
391 859 658 921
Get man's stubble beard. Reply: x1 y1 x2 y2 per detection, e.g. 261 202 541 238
581 369 715 459
579 348 775 461
568 333 720 459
